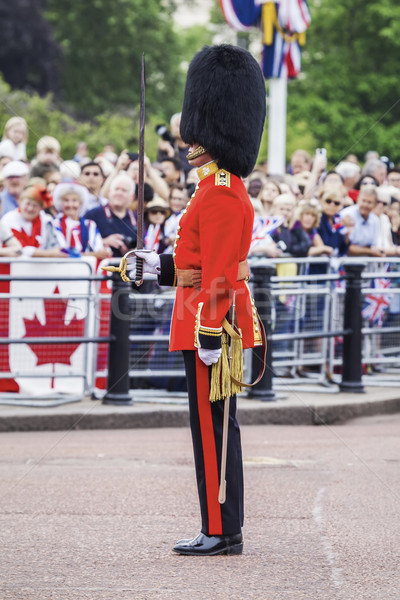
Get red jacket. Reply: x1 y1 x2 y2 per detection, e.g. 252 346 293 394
159 161 262 351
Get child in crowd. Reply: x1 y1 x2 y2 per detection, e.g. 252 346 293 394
0 117 28 162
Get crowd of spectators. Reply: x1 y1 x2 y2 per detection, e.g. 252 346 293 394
0 114 399 274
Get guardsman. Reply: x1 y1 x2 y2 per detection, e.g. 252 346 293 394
135 44 266 556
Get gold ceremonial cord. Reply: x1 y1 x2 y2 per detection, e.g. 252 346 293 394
103 256 131 282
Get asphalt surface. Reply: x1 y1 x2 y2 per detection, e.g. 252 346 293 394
0 414 399 599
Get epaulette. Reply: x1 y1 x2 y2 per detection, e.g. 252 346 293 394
215 169 231 187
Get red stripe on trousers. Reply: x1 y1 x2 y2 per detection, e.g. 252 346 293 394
195 352 222 535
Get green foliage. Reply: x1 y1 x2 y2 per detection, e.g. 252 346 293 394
0 76 163 161
45 0 185 119
287 0 400 163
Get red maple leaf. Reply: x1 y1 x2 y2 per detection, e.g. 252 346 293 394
23 286 85 366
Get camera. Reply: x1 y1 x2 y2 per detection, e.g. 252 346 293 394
126 151 138 162
123 236 136 250
155 124 174 145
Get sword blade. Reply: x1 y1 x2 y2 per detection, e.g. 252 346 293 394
135 52 146 286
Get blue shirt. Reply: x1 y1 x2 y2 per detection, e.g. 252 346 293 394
0 189 18 216
340 204 379 248
84 204 137 257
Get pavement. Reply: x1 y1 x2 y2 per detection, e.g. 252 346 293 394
0 377 400 431
1 415 400 599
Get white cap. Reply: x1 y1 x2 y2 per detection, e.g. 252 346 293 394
52 182 90 215
2 160 29 178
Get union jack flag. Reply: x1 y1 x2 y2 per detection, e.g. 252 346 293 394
219 0 311 79
250 215 284 252
362 278 392 326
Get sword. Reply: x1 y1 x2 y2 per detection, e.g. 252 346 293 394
134 52 146 287
218 292 236 504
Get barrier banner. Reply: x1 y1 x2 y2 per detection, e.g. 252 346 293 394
0 258 96 396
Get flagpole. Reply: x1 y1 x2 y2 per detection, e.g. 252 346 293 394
267 77 287 176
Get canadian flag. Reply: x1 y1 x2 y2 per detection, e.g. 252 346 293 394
0 257 102 396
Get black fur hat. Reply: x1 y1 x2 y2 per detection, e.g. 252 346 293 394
180 44 266 178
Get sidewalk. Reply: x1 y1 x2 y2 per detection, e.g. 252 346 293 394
0 383 399 432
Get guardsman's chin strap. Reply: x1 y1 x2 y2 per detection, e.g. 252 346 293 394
186 145 207 160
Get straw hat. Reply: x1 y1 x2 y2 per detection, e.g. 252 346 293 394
145 197 171 218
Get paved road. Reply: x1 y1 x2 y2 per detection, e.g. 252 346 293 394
0 415 399 600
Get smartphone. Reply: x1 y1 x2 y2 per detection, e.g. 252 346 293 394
316 147 327 159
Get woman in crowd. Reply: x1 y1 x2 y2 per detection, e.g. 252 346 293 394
258 179 281 216
143 197 170 254
52 182 111 260
1 184 65 257
164 184 187 254
292 200 333 258
374 187 400 255
318 188 349 257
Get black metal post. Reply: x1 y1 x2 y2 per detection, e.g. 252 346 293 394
103 272 132 405
247 262 276 401
340 261 365 393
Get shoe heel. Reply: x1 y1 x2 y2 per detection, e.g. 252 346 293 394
226 542 243 555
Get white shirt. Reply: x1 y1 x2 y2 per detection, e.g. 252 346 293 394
1 208 56 255
0 139 26 161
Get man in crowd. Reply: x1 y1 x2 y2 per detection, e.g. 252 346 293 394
341 184 383 256
0 160 29 215
156 112 191 180
159 157 182 186
84 172 137 257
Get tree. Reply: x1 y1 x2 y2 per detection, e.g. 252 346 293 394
287 0 400 163
45 0 185 119
0 0 60 95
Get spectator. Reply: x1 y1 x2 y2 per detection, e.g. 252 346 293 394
156 112 191 180
1 184 65 258
30 136 61 178
73 142 89 164
289 149 312 175
388 199 400 246
348 173 379 203
0 117 28 161
323 171 344 188
101 151 168 201
340 185 383 257
143 197 170 254
159 157 182 186
185 167 199 197
59 160 81 182
387 168 400 189
79 161 107 209
374 187 400 255
318 189 349 256
53 182 111 260
84 173 137 258
258 179 281 216
164 184 187 253
270 193 299 255
292 201 333 257
362 158 387 185
0 160 29 215
335 161 361 191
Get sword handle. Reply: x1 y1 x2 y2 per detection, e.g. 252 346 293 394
134 256 144 286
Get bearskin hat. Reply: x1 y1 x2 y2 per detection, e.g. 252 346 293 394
180 44 266 178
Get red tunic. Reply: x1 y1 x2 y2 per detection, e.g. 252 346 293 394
163 162 261 352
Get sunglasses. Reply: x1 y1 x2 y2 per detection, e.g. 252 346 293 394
149 209 166 215
324 199 342 207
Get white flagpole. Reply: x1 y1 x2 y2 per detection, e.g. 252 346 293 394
267 77 287 176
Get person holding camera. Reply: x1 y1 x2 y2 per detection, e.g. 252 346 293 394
156 112 192 180
84 172 137 257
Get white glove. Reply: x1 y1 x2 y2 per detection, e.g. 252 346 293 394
198 347 222 366
127 249 161 280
